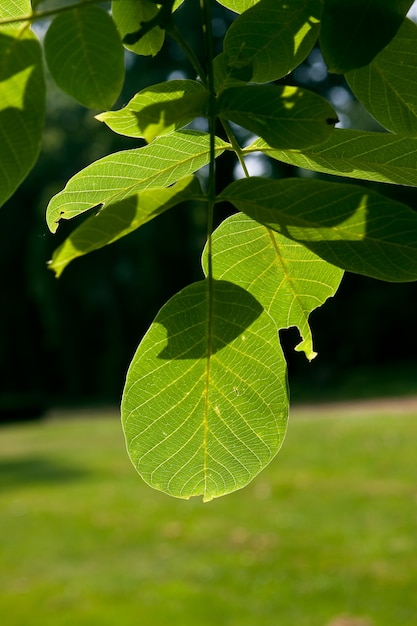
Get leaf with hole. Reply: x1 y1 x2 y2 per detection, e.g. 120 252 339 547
122 279 288 501
96 80 208 142
220 177 417 282
202 213 344 360
217 85 337 149
46 131 229 232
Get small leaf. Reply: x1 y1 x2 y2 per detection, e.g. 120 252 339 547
223 0 322 83
111 0 164 57
0 27 45 208
49 176 202 277
44 5 124 109
346 19 417 136
96 80 208 141
217 85 337 149
202 213 344 360
220 177 417 282
320 0 413 73
122 279 288 501
248 130 417 187
216 0 260 13
46 131 229 232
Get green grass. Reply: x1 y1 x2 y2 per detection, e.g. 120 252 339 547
1 408 417 626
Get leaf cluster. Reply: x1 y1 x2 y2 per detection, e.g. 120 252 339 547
2 0 417 500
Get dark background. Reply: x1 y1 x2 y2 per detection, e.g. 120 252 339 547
2 3 417 418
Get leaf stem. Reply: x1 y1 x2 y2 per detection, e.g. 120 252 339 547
222 119 250 178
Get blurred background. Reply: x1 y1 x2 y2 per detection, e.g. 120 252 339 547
2 0 417 421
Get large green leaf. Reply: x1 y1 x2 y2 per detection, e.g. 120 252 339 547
202 213 344 361
49 175 202 278
216 0 260 13
219 177 417 282
122 279 288 501
217 85 337 149
0 0 30 26
46 131 228 232
0 26 45 208
111 0 164 57
247 130 417 187
96 80 208 142
346 19 417 136
44 5 124 109
320 0 413 73
223 0 322 83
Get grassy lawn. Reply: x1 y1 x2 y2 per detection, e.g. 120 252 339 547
1 407 416 626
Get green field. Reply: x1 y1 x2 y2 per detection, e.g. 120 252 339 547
1 407 416 626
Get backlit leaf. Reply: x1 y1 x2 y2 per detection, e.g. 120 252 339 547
217 85 337 149
46 131 228 232
0 26 45 208
216 0 260 13
49 176 202 277
111 0 164 57
320 0 413 73
223 0 322 83
0 0 30 27
248 130 417 186
202 213 344 360
220 177 417 282
346 19 417 136
44 5 124 109
96 80 208 142
122 279 288 501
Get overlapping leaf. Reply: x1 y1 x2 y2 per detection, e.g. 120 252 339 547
112 0 164 56
320 0 413 73
247 130 417 187
122 279 288 501
0 0 30 26
218 85 337 149
0 26 45 208
47 131 228 232
220 177 417 282
202 213 344 360
223 0 322 83
49 176 202 278
346 19 417 136
44 5 124 109
96 80 208 142
216 0 259 13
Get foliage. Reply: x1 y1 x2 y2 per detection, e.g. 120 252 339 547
2 0 417 500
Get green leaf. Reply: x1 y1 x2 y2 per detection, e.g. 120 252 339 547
248 130 417 187
46 131 228 232
0 0 31 26
320 0 414 73
44 5 124 110
202 213 344 361
49 175 202 278
0 27 45 208
213 52 252 94
346 19 417 136
216 0 260 13
223 0 322 83
122 279 288 501
217 85 337 149
219 177 417 282
96 80 208 142
111 0 164 57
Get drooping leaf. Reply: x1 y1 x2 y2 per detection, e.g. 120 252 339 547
44 5 124 109
346 19 417 136
111 0 164 57
220 177 417 282
217 85 337 149
247 130 417 187
96 80 208 142
122 279 288 501
202 213 344 360
320 0 414 73
46 131 228 232
223 0 322 83
0 27 45 208
216 0 260 13
49 175 202 278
